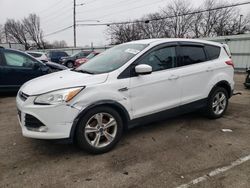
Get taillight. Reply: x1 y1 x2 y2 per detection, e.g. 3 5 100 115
225 60 234 68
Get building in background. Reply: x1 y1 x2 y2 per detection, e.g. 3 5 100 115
206 33 250 71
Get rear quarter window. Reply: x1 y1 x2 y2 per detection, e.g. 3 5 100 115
205 45 221 60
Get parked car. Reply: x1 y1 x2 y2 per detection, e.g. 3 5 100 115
61 50 92 68
47 50 68 63
27 51 48 63
74 51 100 67
0 47 67 92
16 39 234 154
26 51 67 71
244 67 250 88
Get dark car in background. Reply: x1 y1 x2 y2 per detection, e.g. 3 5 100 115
47 50 68 63
74 51 100 67
60 50 92 68
0 47 67 92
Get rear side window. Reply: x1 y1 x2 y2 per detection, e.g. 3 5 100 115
178 46 206 67
205 45 221 60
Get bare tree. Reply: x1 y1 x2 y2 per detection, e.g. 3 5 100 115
161 0 195 38
107 22 142 44
52 40 68 48
4 19 30 50
137 13 171 39
0 24 5 43
106 0 250 44
23 14 45 49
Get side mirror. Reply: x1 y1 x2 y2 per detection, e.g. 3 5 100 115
135 64 152 75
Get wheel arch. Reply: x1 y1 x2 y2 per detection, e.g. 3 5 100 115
70 100 130 140
208 80 232 98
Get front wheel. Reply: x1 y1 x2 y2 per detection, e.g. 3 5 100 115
205 87 229 119
75 106 123 154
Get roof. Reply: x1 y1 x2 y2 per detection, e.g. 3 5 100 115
126 38 222 47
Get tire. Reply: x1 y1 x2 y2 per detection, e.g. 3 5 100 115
205 87 229 119
75 106 123 154
66 61 74 68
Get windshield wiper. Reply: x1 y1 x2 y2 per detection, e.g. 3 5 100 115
71 69 95 74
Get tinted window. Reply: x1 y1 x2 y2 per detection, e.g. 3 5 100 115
205 45 221 60
4 51 38 68
137 46 176 71
178 46 206 67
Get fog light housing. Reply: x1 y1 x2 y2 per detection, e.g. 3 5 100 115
27 126 48 132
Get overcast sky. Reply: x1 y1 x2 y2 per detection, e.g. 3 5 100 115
0 0 249 47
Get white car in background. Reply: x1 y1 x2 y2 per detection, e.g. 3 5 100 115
17 38 234 154
27 51 48 63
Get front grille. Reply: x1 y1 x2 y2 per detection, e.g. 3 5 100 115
24 114 45 128
19 91 29 101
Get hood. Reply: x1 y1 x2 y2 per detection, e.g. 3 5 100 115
45 61 68 70
20 70 108 95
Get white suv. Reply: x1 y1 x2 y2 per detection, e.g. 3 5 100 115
16 39 234 153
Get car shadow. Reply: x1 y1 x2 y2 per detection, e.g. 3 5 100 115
0 91 18 98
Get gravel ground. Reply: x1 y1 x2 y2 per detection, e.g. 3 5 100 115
0 73 249 188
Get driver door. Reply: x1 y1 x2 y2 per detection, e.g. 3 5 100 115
129 44 182 119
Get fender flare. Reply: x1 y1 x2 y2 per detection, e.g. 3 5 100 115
208 80 232 98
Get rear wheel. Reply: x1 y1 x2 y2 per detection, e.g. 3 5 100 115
205 87 229 119
66 61 74 68
75 106 123 154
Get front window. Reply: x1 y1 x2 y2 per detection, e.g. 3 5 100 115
4 51 38 68
76 43 148 74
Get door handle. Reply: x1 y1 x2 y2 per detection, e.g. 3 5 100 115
168 75 179 80
118 87 128 92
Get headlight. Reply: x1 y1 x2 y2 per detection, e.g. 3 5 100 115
34 87 84 105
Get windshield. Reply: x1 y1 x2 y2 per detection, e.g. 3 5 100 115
86 53 96 59
76 43 148 74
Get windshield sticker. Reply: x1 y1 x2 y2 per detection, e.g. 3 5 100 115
125 48 140 54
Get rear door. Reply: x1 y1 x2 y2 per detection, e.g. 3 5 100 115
176 42 218 106
0 49 45 89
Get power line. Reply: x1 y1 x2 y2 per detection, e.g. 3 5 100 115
90 0 166 20
44 25 73 37
77 0 138 15
43 1 250 37
84 1 250 25
38 0 65 15
40 2 73 23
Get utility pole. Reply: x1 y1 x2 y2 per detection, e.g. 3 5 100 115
73 0 76 47
239 15 243 34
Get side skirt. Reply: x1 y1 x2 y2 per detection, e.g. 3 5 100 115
128 98 208 129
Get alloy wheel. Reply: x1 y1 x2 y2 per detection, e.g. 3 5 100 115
84 113 117 148
212 92 227 115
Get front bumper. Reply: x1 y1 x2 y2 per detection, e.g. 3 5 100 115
16 93 81 139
